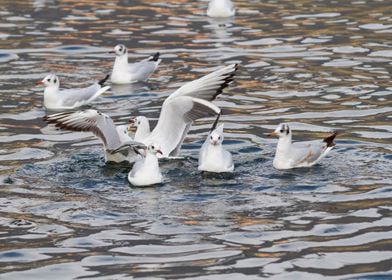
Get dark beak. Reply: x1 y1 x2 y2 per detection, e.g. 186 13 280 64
108 50 115 54
157 149 163 155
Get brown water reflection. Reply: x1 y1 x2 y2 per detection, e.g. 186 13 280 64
0 0 391 279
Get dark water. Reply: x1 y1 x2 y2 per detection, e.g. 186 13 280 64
0 0 391 279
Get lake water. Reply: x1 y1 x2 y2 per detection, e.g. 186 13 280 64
0 0 391 279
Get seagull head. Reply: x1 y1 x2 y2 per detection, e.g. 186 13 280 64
36 74 59 88
209 123 224 146
128 116 148 131
109 44 127 56
147 144 163 156
269 123 291 138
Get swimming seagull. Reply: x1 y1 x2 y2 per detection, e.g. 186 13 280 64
36 74 110 110
127 144 163 187
43 110 145 163
207 0 235 18
109 44 161 84
268 123 337 170
123 63 238 158
198 122 234 173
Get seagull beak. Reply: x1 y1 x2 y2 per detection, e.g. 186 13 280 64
212 140 218 145
157 149 163 155
108 50 115 54
266 131 278 137
36 80 44 85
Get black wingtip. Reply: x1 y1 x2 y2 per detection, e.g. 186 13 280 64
210 112 221 133
211 64 239 101
98 74 110 87
323 131 338 147
149 52 160 62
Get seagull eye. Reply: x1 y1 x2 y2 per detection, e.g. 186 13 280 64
218 136 221 140
53 78 57 83
138 121 140 125
210 136 213 140
151 145 155 149
280 129 284 133
47 78 51 82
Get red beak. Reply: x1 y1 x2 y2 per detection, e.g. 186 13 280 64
36 80 44 85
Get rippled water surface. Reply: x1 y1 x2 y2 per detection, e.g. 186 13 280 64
1 0 391 279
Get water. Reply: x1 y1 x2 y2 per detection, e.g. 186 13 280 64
0 0 391 279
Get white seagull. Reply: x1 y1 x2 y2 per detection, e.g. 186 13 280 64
128 144 163 187
198 123 234 173
44 110 144 163
36 74 110 110
269 123 337 170
128 116 151 142
109 44 161 84
207 0 235 18
125 63 238 158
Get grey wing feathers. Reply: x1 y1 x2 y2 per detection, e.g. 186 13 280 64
43 110 122 150
291 140 328 165
224 150 234 169
169 64 238 101
60 84 101 107
183 97 221 123
128 60 160 81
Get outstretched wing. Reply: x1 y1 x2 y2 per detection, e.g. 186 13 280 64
146 97 221 156
43 109 122 150
168 64 238 101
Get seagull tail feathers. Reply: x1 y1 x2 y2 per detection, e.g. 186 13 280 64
323 131 338 147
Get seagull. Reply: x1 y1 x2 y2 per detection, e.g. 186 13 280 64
268 123 337 170
128 144 163 187
207 0 235 18
36 74 110 110
198 122 234 173
44 64 238 162
109 44 161 84
43 110 144 163
128 116 151 142
123 63 238 158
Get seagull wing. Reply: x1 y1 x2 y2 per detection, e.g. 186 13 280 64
223 149 234 170
128 59 161 82
43 109 122 150
290 140 329 166
59 83 109 109
168 64 238 101
145 97 221 156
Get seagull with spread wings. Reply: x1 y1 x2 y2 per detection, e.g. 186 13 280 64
44 64 238 163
